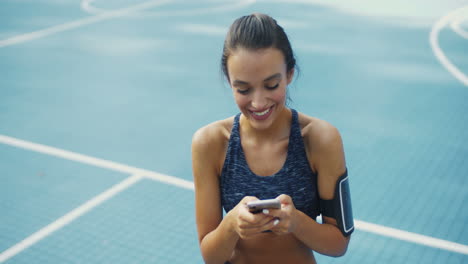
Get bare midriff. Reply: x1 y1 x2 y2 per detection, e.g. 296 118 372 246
229 232 316 264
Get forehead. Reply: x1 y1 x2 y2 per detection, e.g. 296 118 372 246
227 47 286 82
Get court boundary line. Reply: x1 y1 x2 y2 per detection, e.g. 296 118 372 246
0 135 194 190
450 14 468 39
0 0 257 48
0 174 143 263
430 5 468 86
0 0 173 48
0 134 467 259
80 0 256 17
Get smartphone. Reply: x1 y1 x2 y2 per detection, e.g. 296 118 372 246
247 199 281 214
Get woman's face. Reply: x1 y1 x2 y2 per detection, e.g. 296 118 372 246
227 47 293 130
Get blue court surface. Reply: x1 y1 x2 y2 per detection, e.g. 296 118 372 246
1 0 468 263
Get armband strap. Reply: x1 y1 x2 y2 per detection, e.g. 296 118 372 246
319 169 354 237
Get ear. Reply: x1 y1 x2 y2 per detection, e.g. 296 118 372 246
286 68 295 85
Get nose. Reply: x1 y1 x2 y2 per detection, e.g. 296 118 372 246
251 89 268 109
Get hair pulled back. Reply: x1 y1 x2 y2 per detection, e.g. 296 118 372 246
221 13 297 82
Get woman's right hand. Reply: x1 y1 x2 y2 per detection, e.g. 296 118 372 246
228 196 279 240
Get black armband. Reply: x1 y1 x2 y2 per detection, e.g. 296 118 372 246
319 169 354 237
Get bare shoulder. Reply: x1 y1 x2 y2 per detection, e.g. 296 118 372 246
297 112 342 150
192 117 233 146
192 116 235 174
297 112 346 197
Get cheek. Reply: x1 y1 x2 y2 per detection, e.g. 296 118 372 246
233 92 248 107
274 92 286 102
272 86 287 103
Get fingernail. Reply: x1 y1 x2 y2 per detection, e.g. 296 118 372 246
274 219 280 226
262 209 269 214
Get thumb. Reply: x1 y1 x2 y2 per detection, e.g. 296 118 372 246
275 194 292 204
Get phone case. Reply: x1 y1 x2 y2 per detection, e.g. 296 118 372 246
247 199 281 213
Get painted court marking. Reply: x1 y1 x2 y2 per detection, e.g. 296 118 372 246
0 174 143 263
0 134 467 263
450 14 468 39
355 221 468 255
80 0 256 17
0 0 256 48
430 5 468 86
0 0 172 48
0 135 194 190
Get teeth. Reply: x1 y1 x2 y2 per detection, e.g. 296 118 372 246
253 108 270 116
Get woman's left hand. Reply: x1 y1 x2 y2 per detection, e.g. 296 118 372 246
263 194 298 235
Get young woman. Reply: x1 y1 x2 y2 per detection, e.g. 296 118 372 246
192 13 353 264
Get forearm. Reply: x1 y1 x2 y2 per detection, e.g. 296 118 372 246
292 210 349 257
200 213 239 264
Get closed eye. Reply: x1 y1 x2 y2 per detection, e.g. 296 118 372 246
237 88 250 95
265 83 279 90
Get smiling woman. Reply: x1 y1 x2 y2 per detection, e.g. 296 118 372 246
227 47 290 130
192 13 354 264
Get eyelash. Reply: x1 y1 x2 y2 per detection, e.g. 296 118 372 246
237 89 250 95
265 83 279 90
237 83 279 95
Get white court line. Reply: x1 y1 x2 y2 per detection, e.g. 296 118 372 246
0 0 173 48
0 174 143 263
451 15 468 39
355 221 468 255
0 134 194 190
81 0 102 14
0 0 256 48
1 134 468 256
430 6 468 86
81 0 256 17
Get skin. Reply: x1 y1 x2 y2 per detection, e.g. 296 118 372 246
192 47 351 264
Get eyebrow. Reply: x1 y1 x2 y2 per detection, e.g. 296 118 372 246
232 73 282 86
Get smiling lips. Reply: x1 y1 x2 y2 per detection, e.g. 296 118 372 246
250 106 273 121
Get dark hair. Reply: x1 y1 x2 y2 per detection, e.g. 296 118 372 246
221 13 297 82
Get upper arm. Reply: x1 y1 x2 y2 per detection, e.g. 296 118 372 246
309 122 346 200
305 120 348 226
191 123 227 243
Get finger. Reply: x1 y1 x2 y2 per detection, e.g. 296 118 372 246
239 209 262 224
256 214 276 226
272 228 287 236
239 220 276 238
239 214 274 228
271 219 291 235
241 204 277 222
272 218 280 227
238 215 275 230
238 202 262 223
275 194 292 204
262 208 282 219
250 218 280 234
241 196 259 204
261 218 281 233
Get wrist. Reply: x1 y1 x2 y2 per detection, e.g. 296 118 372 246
224 210 239 237
291 209 304 235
